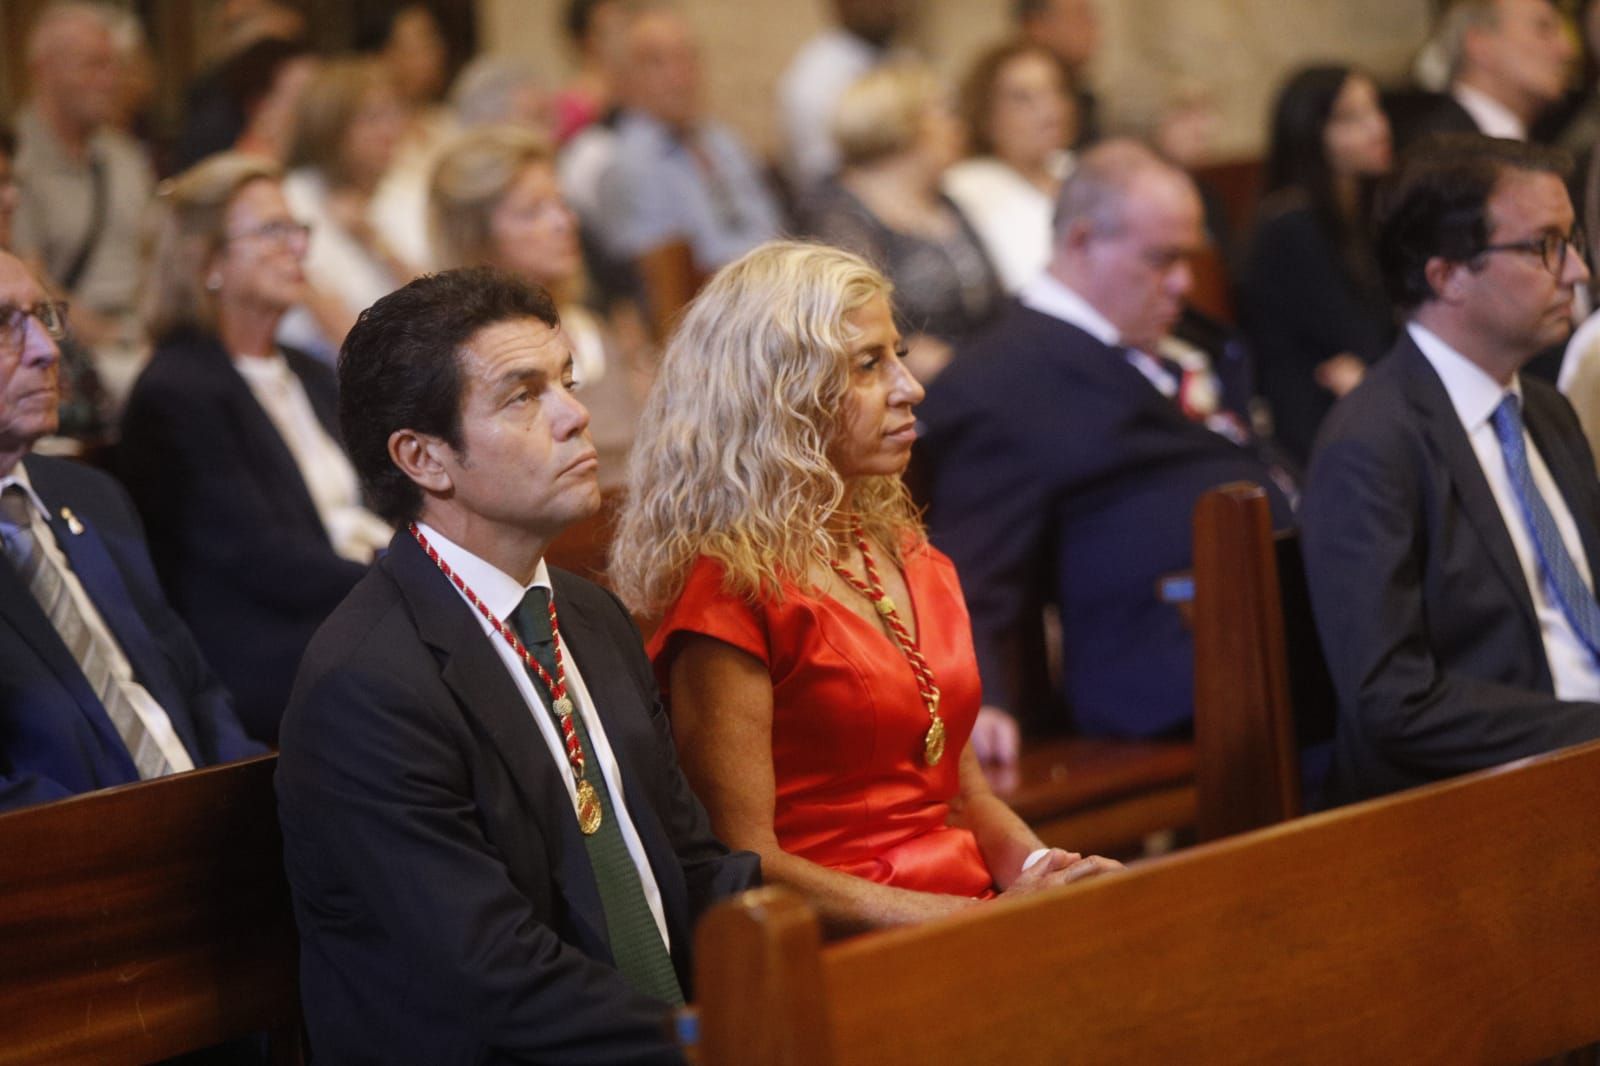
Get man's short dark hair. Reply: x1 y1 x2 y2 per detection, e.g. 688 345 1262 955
338 267 561 526
1377 133 1572 312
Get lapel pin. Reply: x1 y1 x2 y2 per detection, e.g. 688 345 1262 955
60 507 84 535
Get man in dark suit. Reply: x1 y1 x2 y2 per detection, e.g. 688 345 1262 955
920 140 1292 756
275 268 759 1064
1302 135 1600 805
1389 0 1573 151
0 249 261 811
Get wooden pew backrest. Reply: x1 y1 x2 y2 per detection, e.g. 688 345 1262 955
696 738 1600 1066
1193 481 1335 841
0 755 301 1066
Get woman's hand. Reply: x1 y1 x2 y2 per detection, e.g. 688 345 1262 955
1314 352 1366 397
999 849 1123 899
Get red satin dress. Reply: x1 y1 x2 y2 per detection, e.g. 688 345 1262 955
649 542 994 898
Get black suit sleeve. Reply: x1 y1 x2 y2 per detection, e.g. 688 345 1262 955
924 407 1052 715
1242 208 1388 464
0 768 75 811
278 660 690 1064
593 583 761 919
91 472 263 766
119 361 366 615
1302 428 1600 776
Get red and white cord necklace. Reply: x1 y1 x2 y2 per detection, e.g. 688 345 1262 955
824 523 947 766
410 522 604 834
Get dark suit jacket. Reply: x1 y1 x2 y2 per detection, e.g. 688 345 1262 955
119 329 369 743
275 532 760 1065
919 303 1293 738
1241 195 1394 466
1384 88 1481 153
0 455 261 811
1302 333 1600 804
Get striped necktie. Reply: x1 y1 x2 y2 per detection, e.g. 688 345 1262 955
1490 394 1600 660
0 485 173 778
512 587 685 1006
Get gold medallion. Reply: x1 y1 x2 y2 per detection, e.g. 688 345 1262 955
576 778 603 835
923 716 946 766
875 595 896 616
554 696 574 717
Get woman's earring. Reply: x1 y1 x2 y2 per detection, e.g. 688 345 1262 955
205 272 223 292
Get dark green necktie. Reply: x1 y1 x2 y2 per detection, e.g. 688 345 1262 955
511 587 685 1006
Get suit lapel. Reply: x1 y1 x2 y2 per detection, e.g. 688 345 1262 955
34 499 205 758
0 538 128 748
386 535 613 956
1398 339 1540 630
554 578 692 950
199 336 331 537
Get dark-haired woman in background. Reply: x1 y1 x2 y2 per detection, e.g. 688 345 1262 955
1242 64 1395 465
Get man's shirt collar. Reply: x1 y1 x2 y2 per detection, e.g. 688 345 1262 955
1408 321 1522 433
415 521 551 621
1019 271 1121 349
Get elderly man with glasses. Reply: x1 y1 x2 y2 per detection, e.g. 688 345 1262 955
1302 134 1600 805
0 248 260 811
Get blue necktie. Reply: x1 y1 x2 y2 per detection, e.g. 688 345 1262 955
1490 393 1600 660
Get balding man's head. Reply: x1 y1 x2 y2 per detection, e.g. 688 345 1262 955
1049 139 1205 351
26 3 121 132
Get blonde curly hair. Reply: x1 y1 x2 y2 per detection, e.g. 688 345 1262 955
609 240 924 614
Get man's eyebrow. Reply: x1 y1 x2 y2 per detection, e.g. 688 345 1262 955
496 367 549 391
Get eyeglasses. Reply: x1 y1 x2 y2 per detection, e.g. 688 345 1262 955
225 219 312 245
1477 227 1588 276
1 301 69 354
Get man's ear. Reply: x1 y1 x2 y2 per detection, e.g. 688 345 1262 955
388 429 454 496
1422 254 1471 306
1062 217 1097 256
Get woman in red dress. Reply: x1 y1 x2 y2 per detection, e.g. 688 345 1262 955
610 240 1118 934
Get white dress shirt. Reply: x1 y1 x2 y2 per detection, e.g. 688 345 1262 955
1452 83 1528 141
1410 322 1600 700
1 465 195 772
416 522 671 947
943 153 1073 295
232 351 391 564
776 28 887 193
1018 271 1228 421
1019 270 1121 346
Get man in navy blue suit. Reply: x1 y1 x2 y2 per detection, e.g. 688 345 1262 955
0 249 261 812
920 140 1292 754
276 269 757 1064
1302 135 1600 803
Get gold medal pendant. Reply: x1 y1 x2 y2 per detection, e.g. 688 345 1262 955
554 696 574 717
923 716 946 766
575 778 603 835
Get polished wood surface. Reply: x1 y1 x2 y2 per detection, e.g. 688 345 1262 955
696 738 1600 1065
986 736 1195 855
1192 482 1335 841
0 755 302 1066
636 239 704 343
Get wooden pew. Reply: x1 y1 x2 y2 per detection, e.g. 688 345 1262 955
0 755 302 1066
985 737 1194 856
694 738 1600 1065
1192 481 1335 841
